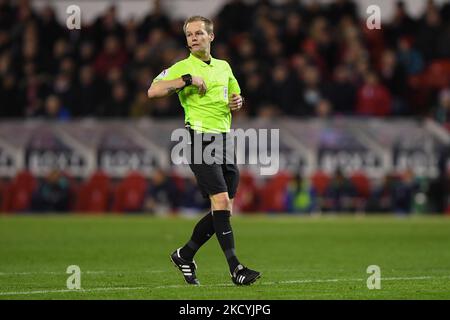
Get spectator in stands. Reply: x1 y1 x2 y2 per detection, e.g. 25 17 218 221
0 0 448 121
432 87 450 127
53 72 76 114
216 0 254 42
427 161 450 213
37 5 66 58
281 12 305 57
94 35 128 78
138 0 171 42
379 49 408 115
241 72 267 117
130 92 152 118
356 71 392 116
328 0 358 25
315 99 333 118
392 170 417 214
179 176 209 214
75 65 104 117
43 94 70 120
366 174 396 213
298 65 325 116
396 37 424 75
91 5 124 44
385 1 417 47
416 4 443 63
144 169 178 214
286 173 317 214
49 38 71 76
77 41 97 66
31 170 71 212
102 82 130 117
323 65 356 115
0 73 23 117
268 62 301 115
324 169 357 212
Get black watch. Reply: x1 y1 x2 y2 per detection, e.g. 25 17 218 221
182 74 192 87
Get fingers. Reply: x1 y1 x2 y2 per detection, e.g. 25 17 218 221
198 81 207 95
229 96 243 110
192 76 207 95
231 96 241 104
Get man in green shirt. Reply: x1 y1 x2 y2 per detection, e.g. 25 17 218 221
148 15 260 286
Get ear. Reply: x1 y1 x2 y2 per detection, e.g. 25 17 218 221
209 32 215 42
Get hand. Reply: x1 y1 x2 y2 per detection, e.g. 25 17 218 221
228 93 243 111
191 76 207 96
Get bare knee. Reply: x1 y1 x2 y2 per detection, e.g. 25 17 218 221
210 192 232 211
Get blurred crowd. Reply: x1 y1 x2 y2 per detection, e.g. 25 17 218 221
0 0 450 124
1 168 449 215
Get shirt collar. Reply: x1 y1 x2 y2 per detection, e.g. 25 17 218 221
188 53 216 67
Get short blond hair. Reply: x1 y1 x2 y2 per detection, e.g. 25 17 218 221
183 16 214 35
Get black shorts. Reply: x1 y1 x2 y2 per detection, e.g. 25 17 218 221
186 127 239 199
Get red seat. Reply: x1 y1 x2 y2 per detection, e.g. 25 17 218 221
111 171 148 213
350 171 371 199
2 171 37 212
423 59 450 89
0 180 7 213
310 171 331 196
75 171 111 213
234 170 259 213
258 171 292 212
59 171 80 211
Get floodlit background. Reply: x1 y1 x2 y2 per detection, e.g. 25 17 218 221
0 0 450 216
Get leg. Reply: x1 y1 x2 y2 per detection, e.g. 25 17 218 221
179 211 215 261
210 191 261 285
210 191 240 273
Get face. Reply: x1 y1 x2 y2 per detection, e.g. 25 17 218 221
185 21 214 54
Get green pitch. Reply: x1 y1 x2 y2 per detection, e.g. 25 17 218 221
1 214 450 299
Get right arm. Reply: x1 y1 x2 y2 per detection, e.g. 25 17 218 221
147 78 186 99
147 76 207 99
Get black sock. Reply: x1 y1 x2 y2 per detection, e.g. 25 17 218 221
179 212 214 261
212 210 240 273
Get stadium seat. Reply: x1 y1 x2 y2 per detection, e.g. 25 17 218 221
423 59 450 89
61 171 80 211
310 171 331 196
350 171 371 212
111 171 148 213
75 171 111 213
170 171 186 194
1 170 37 213
350 171 371 199
234 170 259 213
0 179 6 213
258 171 292 212
310 171 331 212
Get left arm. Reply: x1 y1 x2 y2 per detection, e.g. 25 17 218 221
227 63 243 111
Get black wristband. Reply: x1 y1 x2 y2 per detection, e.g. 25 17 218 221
182 74 192 87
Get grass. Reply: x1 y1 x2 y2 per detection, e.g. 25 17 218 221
1 213 450 299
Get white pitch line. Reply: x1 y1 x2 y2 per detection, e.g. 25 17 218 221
153 275 450 289
0 286 151 296
0 270 164 276
1 275 449 296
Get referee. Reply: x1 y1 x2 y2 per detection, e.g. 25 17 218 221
148 16 260 286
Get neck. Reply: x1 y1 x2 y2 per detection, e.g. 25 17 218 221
192 50 211 62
